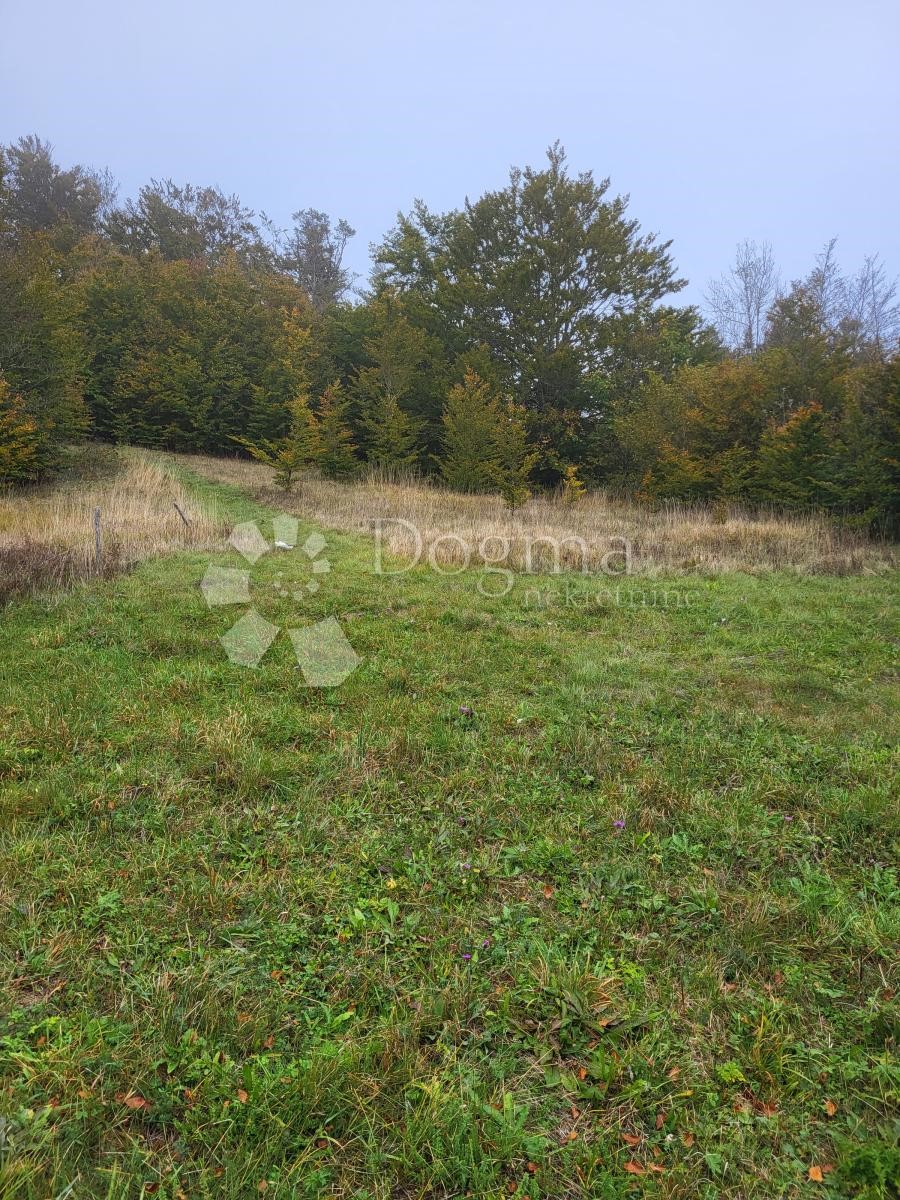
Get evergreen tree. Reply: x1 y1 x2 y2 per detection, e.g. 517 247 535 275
438 369 500 491
317 381 357 479
234 392 321 492
353 291 436 465
362 392 422 472
491 401 538 509
754 403 836 509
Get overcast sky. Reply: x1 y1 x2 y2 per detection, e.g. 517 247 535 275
2 0 897 306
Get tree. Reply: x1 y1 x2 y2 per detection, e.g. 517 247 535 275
767 240 900 366
0 229 87 469
374 143 685 469
105 180 268 267
234 392 321 492
354 292 431 468
754 403 836 508
0 135 114 246
279 209 356 310
438 369 501 491
492 401 538 509
317 381 357 479
706 240 780 352
0 374 42 483
843 255 900 360
561 464 586 504
362 393 422 472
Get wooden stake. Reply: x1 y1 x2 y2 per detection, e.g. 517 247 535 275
173 501 191 527
92 507 103 571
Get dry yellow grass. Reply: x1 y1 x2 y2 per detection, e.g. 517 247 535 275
0 448 224 600
175 452 896 576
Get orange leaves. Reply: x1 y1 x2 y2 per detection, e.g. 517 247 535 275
623 1160 664 1176
621 1132 641 1148
236 1088 249 1104
116 1092 151 1111
824 1098 837 1117
808 1164 834 1183
542 883 554 900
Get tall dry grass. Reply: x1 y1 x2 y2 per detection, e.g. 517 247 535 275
176 453 896 576
0 449 225 602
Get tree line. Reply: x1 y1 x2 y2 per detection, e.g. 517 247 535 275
1 134 897 529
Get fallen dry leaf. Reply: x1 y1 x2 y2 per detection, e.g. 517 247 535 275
655 1110 667 1129
542 884 554 899
621 1132 641 1147
808 1165 824 1183
824 1099 837 1117
115 1092 151 1111
682 1132 695 1148
526 1162 538 1174
667 1066 681 1081
623 1160 645 1175
236 1089 248 1103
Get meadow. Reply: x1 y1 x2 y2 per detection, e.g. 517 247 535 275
0 451 898 1199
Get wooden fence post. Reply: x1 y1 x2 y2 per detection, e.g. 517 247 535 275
173 501 191 528
92 507 103 572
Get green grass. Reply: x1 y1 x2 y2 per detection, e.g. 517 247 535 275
1 470 898 1199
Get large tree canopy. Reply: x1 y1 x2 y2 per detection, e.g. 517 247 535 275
0 135 114 246
373 144 685 419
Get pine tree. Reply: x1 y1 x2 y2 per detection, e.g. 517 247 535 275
492 401 538 509
317 381 357 480
234 392 321 492
438 369 500 491
363 392 422 472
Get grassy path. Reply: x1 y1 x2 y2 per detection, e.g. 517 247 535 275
1 469 898 1198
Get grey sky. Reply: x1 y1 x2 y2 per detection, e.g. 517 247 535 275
2 0 897 306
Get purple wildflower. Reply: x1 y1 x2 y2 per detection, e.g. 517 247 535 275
613 819 626 829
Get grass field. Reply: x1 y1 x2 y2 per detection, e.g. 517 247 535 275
1 458 898 1198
